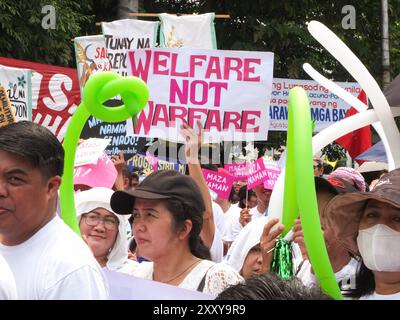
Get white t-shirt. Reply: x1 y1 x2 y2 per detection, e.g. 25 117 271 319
0 253 17 300
209 202 224 263
296 257 359 295
0 216 109 300
131 260 243 297
360 292 400 300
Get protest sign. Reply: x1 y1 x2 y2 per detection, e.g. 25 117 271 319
74 35 111 92
0 57 81 141
74 152 117 189
269 78 363 132
202 168 234 199
74 138 111 167
101 19 158 76
224 162 249 180
0 86 16 127
262 163 281 190
127 153 186 176
103 269 213 300
0 64 32 122
80 115 148 159
159 13 217 49
246 158 270 189
126 47 274 142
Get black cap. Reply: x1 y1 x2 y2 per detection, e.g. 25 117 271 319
315 176 358 195
111 170 205 215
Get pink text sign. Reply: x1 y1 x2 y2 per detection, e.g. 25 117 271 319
247 158 270 189
74 153 117 189
202 168 234 200
224 163 249 180
263 165 281 190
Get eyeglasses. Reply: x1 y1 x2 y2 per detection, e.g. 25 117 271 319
83 213 119 230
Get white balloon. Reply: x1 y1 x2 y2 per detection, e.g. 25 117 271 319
303 63 396 169
307 20 400 169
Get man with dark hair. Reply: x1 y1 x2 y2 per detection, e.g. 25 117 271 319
0 121 108 299
313 157 324 177
216 272 331 300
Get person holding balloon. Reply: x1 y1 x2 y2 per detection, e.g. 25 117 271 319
292 176 361 296
324 168 400 300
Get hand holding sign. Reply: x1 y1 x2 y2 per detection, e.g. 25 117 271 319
60 72 149 235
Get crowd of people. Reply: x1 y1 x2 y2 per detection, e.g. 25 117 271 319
0 120 399 300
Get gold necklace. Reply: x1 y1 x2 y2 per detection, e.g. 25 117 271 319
156 259 201 284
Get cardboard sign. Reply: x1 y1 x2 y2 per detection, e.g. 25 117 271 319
127 47 274 142
74 138 111 167
202 168 234 199
0 86 16 127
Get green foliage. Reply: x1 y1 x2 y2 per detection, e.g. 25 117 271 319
0 0 94 66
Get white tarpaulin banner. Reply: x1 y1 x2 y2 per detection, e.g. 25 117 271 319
269 78 363 132
127 47 274 142
74 35 111 93
101 19 159 76
0 64 32 121
159 13 217 49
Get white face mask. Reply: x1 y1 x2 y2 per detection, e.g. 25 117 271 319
357 224 400 272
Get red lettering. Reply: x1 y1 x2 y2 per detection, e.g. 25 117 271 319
204 109 222 131
223 57 243 81
128 50 152 82
133 100 154 134
204 56 222 79
241 110 260 132
171 53 189 77
152 104 170 127
188 107 208 128
169 105 188 125
189 55 207 78
223 111 241 130
243 58 261 81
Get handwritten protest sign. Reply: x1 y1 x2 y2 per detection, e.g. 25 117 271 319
0 86 16 127
269 78 362 132
74 152 117 189
127 48 274 142
101 19 158 77
74 138 111 167
0 64 32 122
202 168 234 199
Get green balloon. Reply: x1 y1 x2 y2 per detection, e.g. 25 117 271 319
59 72 149 236
284 87 343 300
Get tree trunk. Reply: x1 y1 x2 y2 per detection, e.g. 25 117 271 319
117 0 139 20
382 0 391 88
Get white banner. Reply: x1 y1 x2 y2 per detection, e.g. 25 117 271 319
159 13 217 49
104 269 214 300
101 19 159 76
269 78 362 132
74 35 111 93
0 64 32 121
127 48 274 142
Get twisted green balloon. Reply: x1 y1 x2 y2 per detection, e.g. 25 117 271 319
59 72 149 235
282 87 342 300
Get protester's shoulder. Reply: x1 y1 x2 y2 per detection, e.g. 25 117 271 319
206 261 243 282
44 217 100 268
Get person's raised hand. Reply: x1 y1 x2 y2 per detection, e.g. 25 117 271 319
260 218 285 273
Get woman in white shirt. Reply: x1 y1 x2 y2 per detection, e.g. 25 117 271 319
111 170 243 297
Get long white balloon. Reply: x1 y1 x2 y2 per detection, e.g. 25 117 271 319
303 63 395 169
308 20 400 168
268 109 379 223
